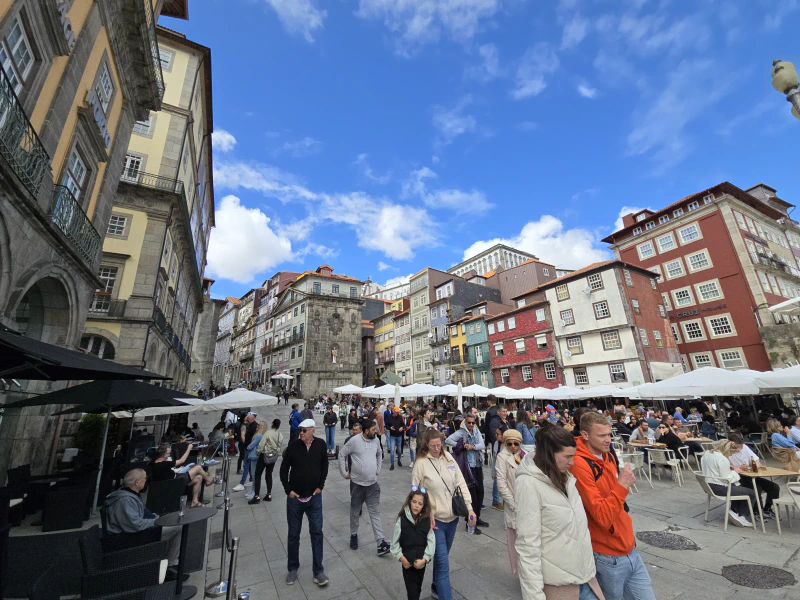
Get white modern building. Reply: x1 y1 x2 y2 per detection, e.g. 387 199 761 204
450 244 537 277
366 281 410 301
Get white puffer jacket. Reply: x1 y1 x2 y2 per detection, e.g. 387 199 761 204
495 448 519 529
514 454 596 600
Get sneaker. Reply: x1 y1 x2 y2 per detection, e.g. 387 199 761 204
476 518 489 528
762 509 776 520
409 461 414 468
248 496 261 505
492 502 504 511
728 511 752 527
390 464 394 471
313 572 330 586
377 540 391 556
286 571 298 585
398 460 402 467
350 535 358 550
232 484 245 492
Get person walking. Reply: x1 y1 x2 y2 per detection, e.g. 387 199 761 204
284 389 290 406
411 429 476 600
495 429 526 577
243 422 266 498
323 406 338 452
515 425 604 599
279 419 330 587
571 411 652 600
489 403 509 510
289 403 303 443
387 406 406 470
390 487 436 600
515 409 537 454
339 401 349 431
249 419 283 504
339 419 391 555
236 412 256 475
445 413 489 532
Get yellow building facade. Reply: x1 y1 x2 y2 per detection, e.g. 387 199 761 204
448 316 471 384
373 308 395 380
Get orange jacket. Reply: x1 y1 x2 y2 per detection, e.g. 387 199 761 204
569 438 635 556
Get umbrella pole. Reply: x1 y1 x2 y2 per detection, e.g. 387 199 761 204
92 406 111 515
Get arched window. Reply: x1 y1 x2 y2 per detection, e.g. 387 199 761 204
80 335 115 360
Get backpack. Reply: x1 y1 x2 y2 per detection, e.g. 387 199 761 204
581 455 630 514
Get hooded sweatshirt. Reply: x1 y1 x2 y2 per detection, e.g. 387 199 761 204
104 488 157 533
338 432 382 486
390 506 436 565
569 437 634 557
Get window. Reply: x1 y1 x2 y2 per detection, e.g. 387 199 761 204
107 215 127 236
686 250 711 272
662 293 672 311
659 215 670 224
601 330 622 350
494 342 504 357
687 201 700 211
63 149 88 199
475 321 481 332
631 299 640 314
332 284 339 294
556 284 569 301
735 212 747 230
487 323 495 335
623 269 633 287
522 365 533 382
431 308 438 319
671 324 681 343
122 153 142 182
313 282 321 294
291 347 296 359
574 367 589 385
691 353 713 369
475 346 483 363
350 287 358 298
610 363 626 382
497 321 505 333
645 222 655 231
544 363 557 380
636 214 647 222
703 194 714 204
517 298 527 308
96 63 114 113
678 223 701 244
298 345 303 357
566 336 583 354
132 117 152 135
535 308 546 322
707 315 734 337
673 287 694 307
718 349 745 369
587 273 603 290
664 259 685 279
159 47 174 70
633 227 642 236
638 241 655 260
1 17 33 91
507 316 517 330
301 304 305 313
162 234 171 263
673 208 684 218
593 301 610 319
560 309 574 325
415 360 422 373
653 330 663 348
542 268 549 276
517 338 528 352
696 280 722 302
500 369 510 384
682 320 705 340
656 233 676 252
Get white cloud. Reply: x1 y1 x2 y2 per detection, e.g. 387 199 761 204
516 121 538 132
716 98 774 137
294 243 339 259
213 130 237 153
432 96 476 147
378 261 393 271
207 195 294 283
599 12 712 58
614 205 648 231
383 273 413 288
510 43 559 100
355 0 504 56
275 137 323 158
262 0 326 43
464 43 503 83
462 215 610 270
764 1 799 31
354 154 391 184
561 15 589 49
404 167 493 214
577 82 598 98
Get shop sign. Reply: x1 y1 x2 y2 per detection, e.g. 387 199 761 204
57 0 76 51
86 89 112 148
675 303 727 319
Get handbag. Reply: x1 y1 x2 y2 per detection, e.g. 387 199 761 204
428 458 469 518
263 449 279 465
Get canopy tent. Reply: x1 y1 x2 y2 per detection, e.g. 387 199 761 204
111 397 206 418
271 373 293 380
0 324 168 381
489 385 521 399
333 384 363 394
367 385 398 399
748 365 800 392
574 385 623 399
768 297 800 318
435 384 459 396
628 367 761 398
460 384 493 397
360 385 377 394
185 389 278 412
397 383 442 398
535 386 586 400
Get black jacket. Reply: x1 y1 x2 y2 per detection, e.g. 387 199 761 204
483 406 498 436
280 437 329 497
386 413 405 437
323 411 338 427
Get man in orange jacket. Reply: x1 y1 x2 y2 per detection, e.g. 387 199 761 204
570 411 655 600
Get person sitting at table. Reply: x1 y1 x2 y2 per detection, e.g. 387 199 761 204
191 422 205 442
629 421 657 444
672 407 688 424
727 433 780 520
700 413 718 441
788 415 800 446
686 408 702 423
663 418 703 456
151 443 212 508
656 424 692 468
613 413 632 436
726 411 742 430
105 468 186 581
701 441 756 528
767 419 800 459
739 412 762 438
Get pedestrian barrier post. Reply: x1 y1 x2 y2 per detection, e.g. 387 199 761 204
225 536 240 600
205 496 231 597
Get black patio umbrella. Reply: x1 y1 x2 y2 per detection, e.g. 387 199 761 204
0 324 168 381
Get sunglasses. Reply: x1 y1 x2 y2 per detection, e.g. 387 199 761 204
506 441 520 447
411 485 427 494
299 428 312 433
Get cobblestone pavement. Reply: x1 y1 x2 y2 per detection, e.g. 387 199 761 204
195 400 800 600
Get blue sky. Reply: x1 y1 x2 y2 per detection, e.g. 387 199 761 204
161 0 800 300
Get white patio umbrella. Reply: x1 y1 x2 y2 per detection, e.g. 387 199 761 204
370 385 399 398
461 384 493 397
749 365 800 392
400 383 442 397
633 367 761 398
360 385 377 394
457 382 463 412
535 386 585 400
506 387 538 400
333 384 363 394
111 397 206 418
575 385 621 399
489 386 519 399
271 373 293 380
437 384 459 396
187 389 278 412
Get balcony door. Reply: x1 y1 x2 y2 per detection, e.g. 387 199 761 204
122 152 143 183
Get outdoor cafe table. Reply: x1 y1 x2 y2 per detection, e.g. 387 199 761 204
628 441 667 448
155 506 217 600
738 467 798 533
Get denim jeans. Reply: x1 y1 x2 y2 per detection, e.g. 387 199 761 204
409 438 415 463
286 494 324 576
388 436 402 464
492 479 500 504
579 583 600 600
432 519 458 600
325 426 336 451
240 456 254 486
593 549 655 600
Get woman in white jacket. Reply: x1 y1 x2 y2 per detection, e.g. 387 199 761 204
515 425 603 600
700 440 757 528
495 428 524 576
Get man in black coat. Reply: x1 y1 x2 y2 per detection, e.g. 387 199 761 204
280 419 330 587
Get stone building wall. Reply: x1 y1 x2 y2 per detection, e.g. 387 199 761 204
761 323 800 369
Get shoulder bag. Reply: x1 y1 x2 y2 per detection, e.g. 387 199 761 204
428 457 469 518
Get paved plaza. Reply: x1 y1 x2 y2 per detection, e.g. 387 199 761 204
195 401 800 600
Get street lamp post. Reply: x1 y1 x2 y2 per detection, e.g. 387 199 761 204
772 59 800 119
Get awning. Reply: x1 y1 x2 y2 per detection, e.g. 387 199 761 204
768 297 800 317
0 324 167 381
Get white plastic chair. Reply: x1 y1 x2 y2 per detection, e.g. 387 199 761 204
619 452 651 492
695 472 757 532
747 433 769 459
773 482 800 535
648 449 683 486
677 446 692 471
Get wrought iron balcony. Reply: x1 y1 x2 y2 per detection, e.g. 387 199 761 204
143 0 165 102
154 306 167 332
49 186 102 265
88 293 127 317
121 169 185 195
0 66 50 200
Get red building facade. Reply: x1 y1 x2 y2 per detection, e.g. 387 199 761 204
485 301 563 389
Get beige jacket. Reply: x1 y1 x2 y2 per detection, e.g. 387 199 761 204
411 451 472 523
495 448 520 529
514 454 596 600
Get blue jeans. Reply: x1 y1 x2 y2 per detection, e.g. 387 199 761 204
579 583 600 600
492 479 500 504
325 426 336 451
409 438 415 463
593 549 655 600
432 519 458 600
388 436 402 464
240 457 254 485
286 494 324 576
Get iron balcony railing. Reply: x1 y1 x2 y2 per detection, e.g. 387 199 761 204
0 66 50 200
143 0 165 101
121 169 184 194
88 293 127 317
154 306 167 332
49 186 102 264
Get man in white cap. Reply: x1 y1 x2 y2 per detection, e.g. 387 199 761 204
280 418 330 587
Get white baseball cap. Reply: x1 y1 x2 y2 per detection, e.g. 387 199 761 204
299 419 316 428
